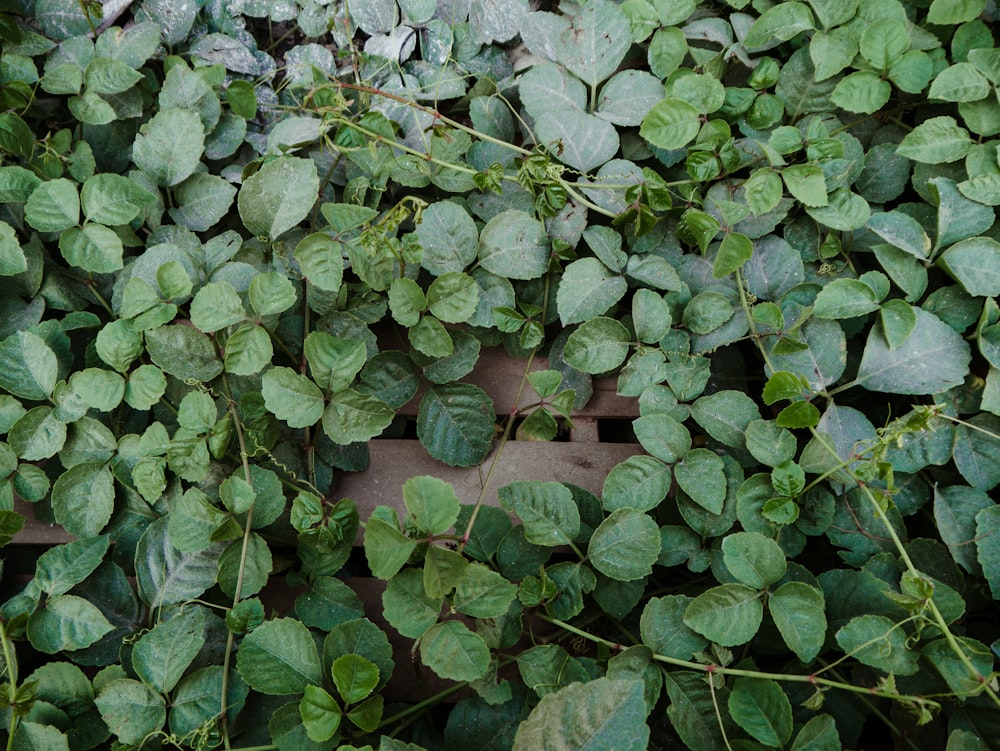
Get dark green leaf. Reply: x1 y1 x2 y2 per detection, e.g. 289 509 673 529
512 678 649 751
236 617 323 695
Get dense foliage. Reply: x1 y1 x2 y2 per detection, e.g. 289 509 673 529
1 0 1000 748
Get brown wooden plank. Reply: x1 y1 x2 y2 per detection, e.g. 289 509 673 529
333 439 643 534
11 499 73 545
395 347 638 419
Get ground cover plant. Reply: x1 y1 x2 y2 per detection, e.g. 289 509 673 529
1 0 1000 748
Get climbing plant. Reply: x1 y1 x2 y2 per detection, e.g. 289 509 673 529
0 0 999 749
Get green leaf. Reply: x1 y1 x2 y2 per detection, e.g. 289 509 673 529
805 187 870 231
683 584 763 646
744 169 783 216
856 308 970 394
563 317 631 374
304 332 367 392
830 70 891 115
927 0 986 24
976 505 1000 599
389 278 426 327
859 19 909 70
26 594 114 653
728 677 793 748
417 383 495 467
9 722 69 751
868 210 931 259
333 654 379 705
298 685 341 743
416 201 478 275
713 232 753 278
930 62 991 102
322 389 394 444
722 532 786 588
224 324 273 375
169 173 236 231
452 562 518 618
0 112 34 156
518 62 586 120
631 413 691 463
51 462 114 537
934 485 992 574
791 715 841 751
420 620 490 682
80 173 154 225
133 108 205 186
190 280 245 333
588 508 660 581
689 390 761 449
929 177 994 250
674 449 727 514
512 677 649 751
403 475 460 535
535 109 620 174
146 324 223 382
682 291 733 335
768 582 826 662
500 481 580 546
58 223 123 274
34 536 109 596
550 0 631 86
953 414 1000 492
364 516 418 580
597 69 664 126
897 117 973 164
410 317 454 357
8 406 66 461
95 679 166 746
236 617 323 695
744 2 815 49
938 237 1000 297
262 367 325 428
427 271 479 324
640 595 708 659
135 518 223 608
557 258 627 325
836 615 918 675
640 98 701 150
218 532 272 598
782 164 828 207
923 636 994 696
24 178 79 232
813 278 880 319
294 577 365 632
631 289 673 343
0 221 26 275
477 210 549 280
382 568 440 638
0 331 57 401
239 155 319 240
810 27 858 82
295 233 343 293
132 606 207 693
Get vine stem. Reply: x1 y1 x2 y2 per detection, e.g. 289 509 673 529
1 620 19 751
459 275 554 552
538 615 941 709
218 373 258 750
855 482 1000 709
325 84 619 219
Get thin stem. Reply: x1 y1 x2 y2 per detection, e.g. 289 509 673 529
1 621 18 751
539 615 941 708
218 373 258 750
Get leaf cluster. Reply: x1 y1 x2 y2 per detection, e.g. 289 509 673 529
0 0 1000 749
